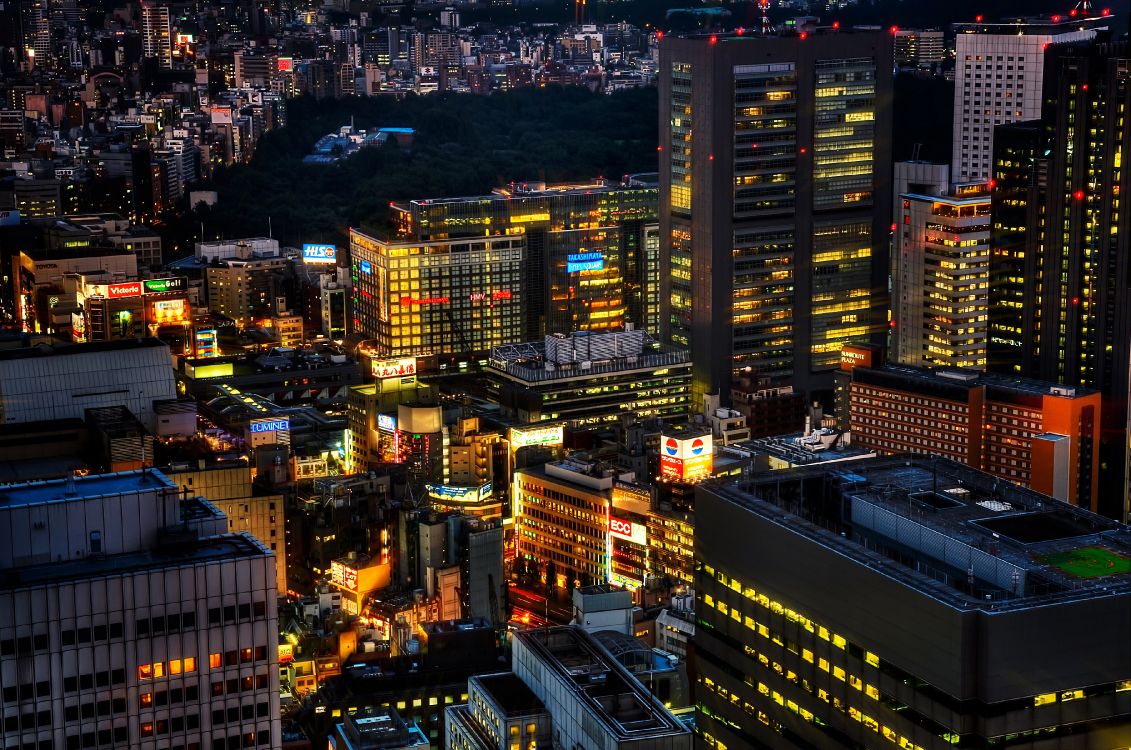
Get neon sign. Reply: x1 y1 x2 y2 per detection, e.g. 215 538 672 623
566 252 604 273
609 516 646 545
400 296 449 306
143 277 187 293
303 244 337 264
250 418 289 433
372 357 416 379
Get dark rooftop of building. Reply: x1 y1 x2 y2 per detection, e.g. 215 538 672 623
0 468 176 508
711 456 1131 611
488 329 689 384
515 627 688 740
0 532 267 592
474 672 547 717
0 336 167 362
336 707 427 750
953 12 1111 33
851 364 1099 406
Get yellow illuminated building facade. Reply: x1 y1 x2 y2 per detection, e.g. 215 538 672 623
350 230 524 358
389 181 661 337
894 187 991 369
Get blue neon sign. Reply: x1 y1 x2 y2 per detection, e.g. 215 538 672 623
566 251 604 273
250 418 290 433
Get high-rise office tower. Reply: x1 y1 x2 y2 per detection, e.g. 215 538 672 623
392 180 659 338
140 3 172 68
989 37 1131 521
951 13 1104 182
23 0 51 66
0 470 282 749
892 181 991 369
695 457 1131 750
659 29 893 408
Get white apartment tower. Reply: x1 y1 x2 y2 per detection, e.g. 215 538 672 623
0 469 281 750
893 180 991 369
951 14 1103 181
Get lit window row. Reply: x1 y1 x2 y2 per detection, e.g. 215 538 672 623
137 657 196 680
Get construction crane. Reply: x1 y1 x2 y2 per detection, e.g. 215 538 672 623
759 0 775 36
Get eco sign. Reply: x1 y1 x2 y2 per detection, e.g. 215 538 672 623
608 517 646 545
303 243 337 264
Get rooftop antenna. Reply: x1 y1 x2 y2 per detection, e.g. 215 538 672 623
759 0 775 36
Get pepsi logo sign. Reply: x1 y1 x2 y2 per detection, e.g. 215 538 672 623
665 438 679 456
691 438 705 455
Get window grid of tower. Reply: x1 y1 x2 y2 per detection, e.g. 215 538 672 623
733 63 798 218
813 57 876 209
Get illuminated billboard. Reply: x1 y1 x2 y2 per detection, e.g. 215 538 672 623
377 414 396 432
608 516 646 545
510 425 564 449
426 482 493 504
330 560 358 592
372 357 416 379
150 298 188 325
566 252 604 273
250 418 289 433
660 432 713 481
195 329 217 358
609 572 643 590
302 243 337 264
249 417 290 447
87 281 142 299
144 277 187 293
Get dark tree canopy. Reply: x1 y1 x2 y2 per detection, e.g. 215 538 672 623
197 87 660 252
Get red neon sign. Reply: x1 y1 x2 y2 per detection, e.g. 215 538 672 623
107 282 142 299
609 517 634 537
400 296 449 306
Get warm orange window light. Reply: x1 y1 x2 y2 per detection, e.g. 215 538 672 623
153 662 165 678
140 693 152 707
169 659 182 675
137 664 153 680
184 657 196 672
209 653 221 669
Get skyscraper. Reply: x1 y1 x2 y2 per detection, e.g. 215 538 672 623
892 182 991 369
988 36 1131 521
140 3 172 68
659 29 893 408
695 457 1131 750
951 13 1103 182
